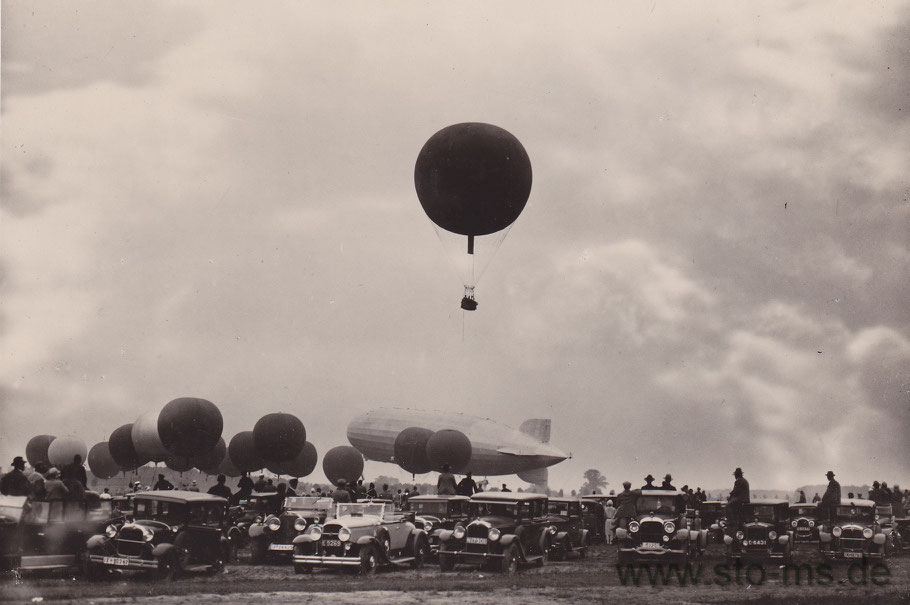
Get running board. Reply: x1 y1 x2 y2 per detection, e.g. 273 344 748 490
389 557 415 565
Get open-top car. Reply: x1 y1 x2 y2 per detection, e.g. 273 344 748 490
546 497 591 559
615 490 707 564
819 498 897 561
789 503 821 544
248 496 333 563
723 499 793 564
437 492 553 573
83 490 230 580
407 495 470 554
292 502 429 574
0 493 122 573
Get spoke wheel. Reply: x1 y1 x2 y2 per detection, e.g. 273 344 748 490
501 544 519 574
359 545 379 575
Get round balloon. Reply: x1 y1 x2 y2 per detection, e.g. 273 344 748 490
108 424 147 471
393 427 435 474
216 451 242 478
425 429 472 472
193 438 226 474
322 446 363 486
228 431 265 473
25 435 56 468
267 441 317 478
253 413 306 462
47 435 88 469
157 397 223 458
165 455 194 473
415 122 532 236
132 410 169 462
87 442 119 479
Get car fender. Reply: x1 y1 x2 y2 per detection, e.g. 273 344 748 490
538 530 550 556
614 527 628 540
356 535 377 546
500 534 518 547
818 531 832 543
85 534 107 551
248 524 267 539
152 542 176 558
580 529 590 545
555 531 568 543
405 528 427 551
676 528 690 541
723 534 733 545
438 529 454 543
778 534 790 545
873 533 886 545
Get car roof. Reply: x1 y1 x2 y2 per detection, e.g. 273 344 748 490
134 490 227 503
789 502 818 508
744 499 789 505
408 495 470 502
470 492 547 502
549 497 584 503
640 489 685 497
840 498 875 507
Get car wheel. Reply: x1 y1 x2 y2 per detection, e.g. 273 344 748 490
158 551 182 581
294 564 312 574
501 544 519 574
552 537 568 561
439 551 455 572
579 536 589 559
411 538 428 569
359 545 379 575
250 538 267 564
537 543 548 567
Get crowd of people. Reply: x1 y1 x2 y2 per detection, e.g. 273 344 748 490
0 455 90 502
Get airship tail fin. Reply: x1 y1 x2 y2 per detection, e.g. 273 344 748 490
517 467 547 489
519 418 551 443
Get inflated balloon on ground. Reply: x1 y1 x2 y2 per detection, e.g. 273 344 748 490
253 412 306 462
322 445 363 486
425 429 472 472
228 431 265 472
157 397 223 458
47 435 88 468
393 427 435 474
26 435 56 468
87 442 119 479
108 424 147 470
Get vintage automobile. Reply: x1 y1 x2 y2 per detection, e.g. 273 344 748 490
699 500 727 544
579 498 608 543
894 517 910 551
723 499 793 564
0 492 122 573
437 492 553 573
789 502 821 544
292 501 429 574
248 496 333 563
407 494 470 554
83 490 231 580
546 497 591 559
226 491 282 552
615 490 707 564
818 498 896 561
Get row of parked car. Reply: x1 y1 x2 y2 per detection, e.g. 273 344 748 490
1 488 907 580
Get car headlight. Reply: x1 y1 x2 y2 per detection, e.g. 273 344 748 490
808 520 815 528
141 527 154 542
791 520 798 527
423 521 433 532
832 526 842 537
308 525 323 538
628 521 640 533
768 531 778 540
663 522 675 534
338 527 351 542
294 518 308 532
549 525 558 535
488 528 501 542
863 528 874 539
453 526 466 540
105 524 117 538
735 530 744 541
267 517 281 532
255 515 263 523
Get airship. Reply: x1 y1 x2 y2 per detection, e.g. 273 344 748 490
346 408 568 486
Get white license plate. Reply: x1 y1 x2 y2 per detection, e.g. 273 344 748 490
743 540 766 546
640 542 661 549
844 551 863 558
103 556 130 566
322 539 341 547
466 537 487 545
269 544 294 551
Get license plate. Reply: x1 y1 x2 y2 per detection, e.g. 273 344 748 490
844 551 863 558
743 540 766 546
640 542 661 549
466 537 487 545
103 556 130 566
269 544 294 551
322 539 341 547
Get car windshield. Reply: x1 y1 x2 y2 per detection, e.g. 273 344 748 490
743 505 781 522
790 507 817 517
636 496 677 515
336 503 384 518
548 502 571 516
240 497 274 513
470 501 520 518
410 501 448 516
285 497 331 512
835 506 873 521
134 499 187 524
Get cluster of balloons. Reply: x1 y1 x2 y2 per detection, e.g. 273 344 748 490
227 412 316 478
393 427 472 475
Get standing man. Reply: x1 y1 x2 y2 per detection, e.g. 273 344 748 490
331 479 352 503
727 467 750 529
437 465 457 495
603 499 617 544
208 475 232 499
61 455 88 489
641 474 656 490
456 472 477 496
153 474 174 490
0 457 30 496
820 470 841 521
613 481 639 531
660 474 676 490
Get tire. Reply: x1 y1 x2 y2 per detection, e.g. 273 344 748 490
579 536 589 559
294 564 312 574
359 545 379 575
157 551 182 581
552 538 568 561
250 539 267 565
537 543 548 567
411 538 428 569
439 551 455 571
500 544 519 574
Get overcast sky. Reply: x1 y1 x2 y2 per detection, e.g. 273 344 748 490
2 1 908 492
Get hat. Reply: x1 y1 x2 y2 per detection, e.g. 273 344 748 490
873 480 880 487
12 456 25 467
336 478 347 486
623 481 632 488
607 500 614 506
826 470 835 478
733 467 743 476
644 474 655 482
664 474 673 481
46 467 60 478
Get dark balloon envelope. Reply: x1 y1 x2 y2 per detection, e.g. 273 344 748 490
425 429 472 472
415 122 532 237
322 445 363 486
165 455 194 473
157 397 223 458
267 441 317 478
87 442 120 480
25 435 56 468
393 427 435 474
228 431 265 473
192 437 226 474
108 424 148 470
253 412 306 462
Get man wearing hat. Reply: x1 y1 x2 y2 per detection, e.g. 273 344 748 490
331 478 352 503
820 471 841 521
0 457 30 496
640 474 656 490
660 474 676 490
613 481 640 531
727 467 750 529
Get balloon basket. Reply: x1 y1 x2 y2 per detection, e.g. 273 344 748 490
461 296 478 311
